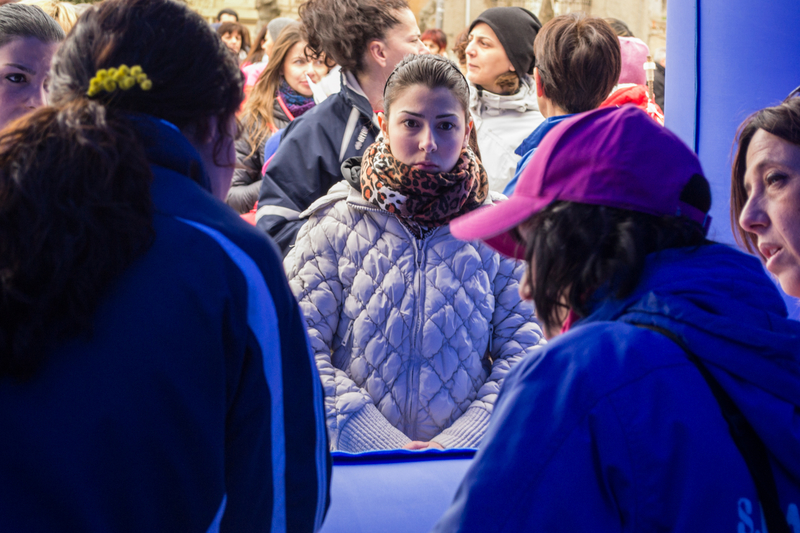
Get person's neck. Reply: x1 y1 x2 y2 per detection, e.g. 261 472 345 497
355 69 387 112
537 96 569 119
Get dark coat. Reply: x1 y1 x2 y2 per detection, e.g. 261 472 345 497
255 71 379 254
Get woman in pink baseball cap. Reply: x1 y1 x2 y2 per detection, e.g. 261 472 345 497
434 105 800 532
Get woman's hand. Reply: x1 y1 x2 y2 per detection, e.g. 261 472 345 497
403 440 445 451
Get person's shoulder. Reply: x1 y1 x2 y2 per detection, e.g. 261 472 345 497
510 321 685 398
150 166 285 282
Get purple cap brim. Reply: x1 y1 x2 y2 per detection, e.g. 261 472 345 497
450 195 550 259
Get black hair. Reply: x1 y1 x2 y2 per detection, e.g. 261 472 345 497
216 7 238 21
299 0 409 73
0 3 65 48
520 176 711 331
0 0 244 377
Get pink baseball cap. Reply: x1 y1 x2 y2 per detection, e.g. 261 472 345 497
450 106 711 259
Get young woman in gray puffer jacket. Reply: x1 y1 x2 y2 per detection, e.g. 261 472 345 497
284 55 545 453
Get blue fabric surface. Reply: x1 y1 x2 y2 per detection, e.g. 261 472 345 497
320 452 474 533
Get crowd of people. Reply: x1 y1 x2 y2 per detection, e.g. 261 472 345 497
0 0 798 531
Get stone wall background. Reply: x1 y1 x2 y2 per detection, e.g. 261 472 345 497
186 0 666 55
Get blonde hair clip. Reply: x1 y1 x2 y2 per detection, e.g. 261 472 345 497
87 65 152 97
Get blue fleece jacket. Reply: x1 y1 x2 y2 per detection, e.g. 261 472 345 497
434 244 800 532
0 117 330 533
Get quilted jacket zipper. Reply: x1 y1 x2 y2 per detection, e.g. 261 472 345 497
348 201 436 439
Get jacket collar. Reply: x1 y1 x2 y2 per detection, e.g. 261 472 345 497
341 70 379 126
514 114 575 157
128 114 211 192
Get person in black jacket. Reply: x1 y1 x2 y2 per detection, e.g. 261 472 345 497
255 0 428 253
228 22 330 214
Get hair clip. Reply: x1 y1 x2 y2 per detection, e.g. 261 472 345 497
87 65 152 97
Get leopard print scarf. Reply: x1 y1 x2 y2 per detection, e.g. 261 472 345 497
360 141 488 231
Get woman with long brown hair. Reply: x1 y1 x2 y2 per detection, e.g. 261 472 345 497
227 21 329 214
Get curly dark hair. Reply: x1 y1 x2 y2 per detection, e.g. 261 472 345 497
0 0 244 377
299 0 410 73
519 175 711 332
730 95 800 256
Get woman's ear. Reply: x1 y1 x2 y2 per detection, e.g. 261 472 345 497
462 119 474 149
367 39 388 70
378 112 390 144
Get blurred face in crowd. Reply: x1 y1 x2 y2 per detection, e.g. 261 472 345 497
422 39 441 55
218 13 237 23
380 84 471 174
0 36 58 130
379 8 428 79
220 31 242 54
465 22 514 94
739 129 800 297
281 41 329 97
263 32 274 58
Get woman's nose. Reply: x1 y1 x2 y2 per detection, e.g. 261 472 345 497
26 84 47 109
465 42 476 57
420 127 437 153
739 193 769 234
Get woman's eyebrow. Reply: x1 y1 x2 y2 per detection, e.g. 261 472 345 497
398 111 458 119
3 63 36 74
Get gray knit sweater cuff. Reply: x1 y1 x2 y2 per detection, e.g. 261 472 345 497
337 404 412 452
431 407 491 449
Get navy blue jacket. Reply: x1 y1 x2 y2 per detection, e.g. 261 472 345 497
434 244 800 532
255 72 379 253
0 117 330 533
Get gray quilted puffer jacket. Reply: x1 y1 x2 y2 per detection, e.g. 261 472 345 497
284 181 545 452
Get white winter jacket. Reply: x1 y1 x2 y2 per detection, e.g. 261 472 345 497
470 76 544 193
284 180 545 452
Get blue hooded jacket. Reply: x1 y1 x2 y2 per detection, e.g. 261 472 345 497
434 244 800 532
0 117 330 533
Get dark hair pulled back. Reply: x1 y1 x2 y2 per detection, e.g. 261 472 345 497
0 0 244 377
299 0 409 73
521 178 711 331
383 54 469 120
0 3 65 48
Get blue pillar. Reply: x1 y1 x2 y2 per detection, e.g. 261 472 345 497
665 0 800 318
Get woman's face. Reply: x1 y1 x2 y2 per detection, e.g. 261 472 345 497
739 128 800 297
422 39 441 55
281 41 328 97
0 37 58 130
380 84 471 173
221 31 242 54
464 22 514 94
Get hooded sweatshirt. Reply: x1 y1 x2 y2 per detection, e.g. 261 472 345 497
434 244 800 532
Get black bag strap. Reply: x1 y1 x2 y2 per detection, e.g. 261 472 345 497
633 323 790 533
